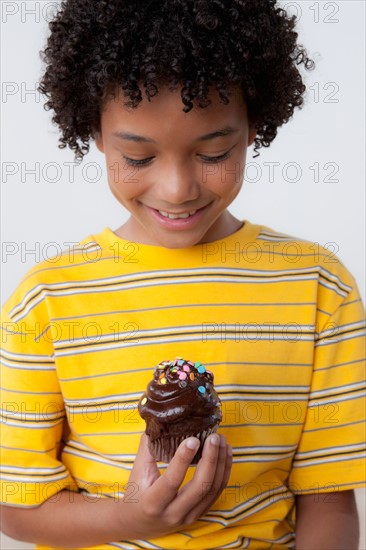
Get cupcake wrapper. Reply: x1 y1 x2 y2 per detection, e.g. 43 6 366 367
148 425 219 464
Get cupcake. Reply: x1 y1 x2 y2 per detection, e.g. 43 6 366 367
138 357 222 464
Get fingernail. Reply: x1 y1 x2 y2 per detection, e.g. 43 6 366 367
227 445 232 456
210 434 220 446
186 437 199 450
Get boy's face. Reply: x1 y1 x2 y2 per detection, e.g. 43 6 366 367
95 84 256 248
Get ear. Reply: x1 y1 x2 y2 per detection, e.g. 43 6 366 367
248 126 256 146
94 131 104 153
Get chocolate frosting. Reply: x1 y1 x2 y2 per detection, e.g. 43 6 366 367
138 358 222 441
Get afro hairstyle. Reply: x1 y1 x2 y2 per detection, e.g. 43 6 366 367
38 0 315 162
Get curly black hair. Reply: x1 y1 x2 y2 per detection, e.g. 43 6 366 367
38 0 315 163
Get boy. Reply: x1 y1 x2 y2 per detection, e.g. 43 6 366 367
1 1 365 548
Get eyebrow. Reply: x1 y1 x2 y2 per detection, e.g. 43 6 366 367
112 126 240 144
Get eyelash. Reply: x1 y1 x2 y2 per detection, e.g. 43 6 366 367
121 151 231 166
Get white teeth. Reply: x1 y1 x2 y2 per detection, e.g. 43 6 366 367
158 210 197 219
173 212 190 219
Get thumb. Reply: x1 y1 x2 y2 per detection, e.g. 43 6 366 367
129 433 161 488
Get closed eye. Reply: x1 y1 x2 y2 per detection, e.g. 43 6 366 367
121 156 155 166
200 151 231 164
121 149 233 167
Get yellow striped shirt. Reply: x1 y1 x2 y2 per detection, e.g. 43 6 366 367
1 220 365 550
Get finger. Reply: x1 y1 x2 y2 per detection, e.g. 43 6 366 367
196 441 233 513
221 444 233 491
183 435 231 522
133 434 156 469
167 433 221 518
209 434 228 494
177 434 226 499
129 434 160 487
176 438 233 525
145 436 201 513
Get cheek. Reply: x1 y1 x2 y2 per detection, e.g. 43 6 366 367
106 158 146 199
207 160 245 196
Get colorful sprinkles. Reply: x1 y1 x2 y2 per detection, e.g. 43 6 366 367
155 356 211 397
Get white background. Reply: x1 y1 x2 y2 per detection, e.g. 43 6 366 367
1 1 365 548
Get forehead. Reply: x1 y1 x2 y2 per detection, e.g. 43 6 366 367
100 84 248 135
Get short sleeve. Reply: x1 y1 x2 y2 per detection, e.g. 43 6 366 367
0 271 78 508
289 272 366 494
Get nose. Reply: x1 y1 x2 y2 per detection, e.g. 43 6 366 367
153 160 200 205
